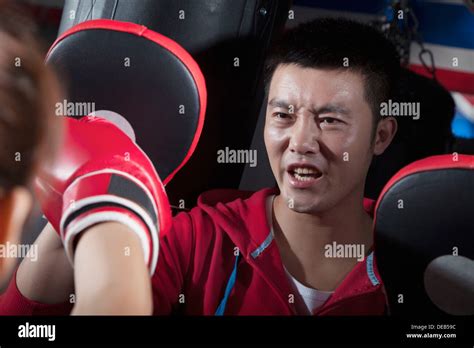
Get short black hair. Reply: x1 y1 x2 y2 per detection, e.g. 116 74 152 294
264 17 400 127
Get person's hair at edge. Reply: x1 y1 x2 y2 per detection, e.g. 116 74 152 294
0 0 63 253
0 1 62 197
264 17 400 137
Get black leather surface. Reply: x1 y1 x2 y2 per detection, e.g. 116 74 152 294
375 168 474 316
47 28 201 181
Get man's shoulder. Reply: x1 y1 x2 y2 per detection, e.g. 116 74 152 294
171 187 270 223
363 197 376 217
167 187 275 249
196 187 275 207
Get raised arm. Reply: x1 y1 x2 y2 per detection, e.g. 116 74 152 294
32 116 171 315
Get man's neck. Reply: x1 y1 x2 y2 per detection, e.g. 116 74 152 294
270 190 373 291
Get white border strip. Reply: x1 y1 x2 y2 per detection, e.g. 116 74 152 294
452 92 474 122
409 42 474 73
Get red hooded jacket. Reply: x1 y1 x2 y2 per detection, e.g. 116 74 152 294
0 188 386 315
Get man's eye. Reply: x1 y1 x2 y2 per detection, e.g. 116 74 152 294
320 117 340 125
274 112 290 119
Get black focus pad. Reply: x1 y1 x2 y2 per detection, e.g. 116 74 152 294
375 162 474 316
46 21 204 184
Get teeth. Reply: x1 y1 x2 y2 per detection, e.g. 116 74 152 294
291 166 322 182
293 167 318 174
294 173 314 181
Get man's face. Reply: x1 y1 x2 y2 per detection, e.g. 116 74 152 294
264 64 375 214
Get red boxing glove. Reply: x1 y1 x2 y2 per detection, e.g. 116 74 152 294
35 116 171 274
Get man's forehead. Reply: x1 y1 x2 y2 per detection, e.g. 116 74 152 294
268 65 365 108
271 64 363 87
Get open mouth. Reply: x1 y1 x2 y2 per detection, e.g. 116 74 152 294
289 167 322 181
287 164 323 185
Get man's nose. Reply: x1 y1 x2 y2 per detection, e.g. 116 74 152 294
289 117 320 155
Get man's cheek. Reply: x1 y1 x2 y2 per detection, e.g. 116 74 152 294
264 138 283 179
267 130 287 161
328 130 365 164
266 125 288 145
337 148 370 189
327 142 363 184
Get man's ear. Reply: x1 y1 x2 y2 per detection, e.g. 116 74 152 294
0 187 32 279
373 117 398 156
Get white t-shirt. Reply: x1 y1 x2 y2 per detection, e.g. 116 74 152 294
266 195 333 315
284 267 333 315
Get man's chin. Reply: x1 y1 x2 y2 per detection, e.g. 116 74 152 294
281 190 328 214
291 200 328 214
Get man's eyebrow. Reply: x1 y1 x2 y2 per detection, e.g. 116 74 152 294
267 98 293 109
312 104 351 116
268 99 351 116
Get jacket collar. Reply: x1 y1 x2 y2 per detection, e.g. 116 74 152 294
197 187 383 314
197 187 279 258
